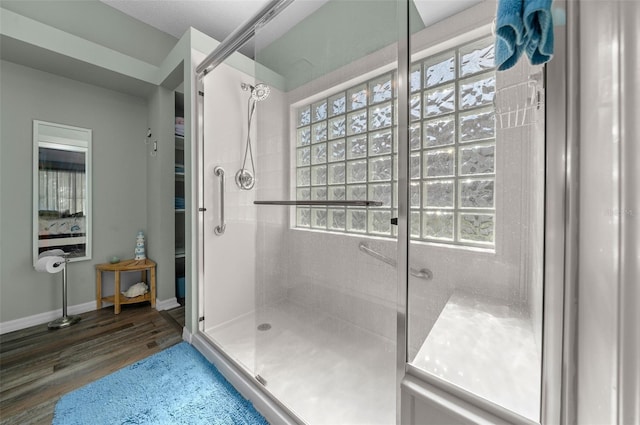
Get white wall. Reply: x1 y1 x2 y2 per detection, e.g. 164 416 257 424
255 85 290 309
202 63 258 329
0 60 148 322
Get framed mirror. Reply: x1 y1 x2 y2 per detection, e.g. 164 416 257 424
33 120 92 266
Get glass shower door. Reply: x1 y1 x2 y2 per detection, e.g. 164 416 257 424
199 1 546 423
200 61 260 378
249 1 401 423
406 1 545 422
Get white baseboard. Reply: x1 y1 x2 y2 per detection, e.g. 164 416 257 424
1 297 181 335
182 327 193 343
0 301 95 335
155 297 180 311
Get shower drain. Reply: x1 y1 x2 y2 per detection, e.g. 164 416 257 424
257 323 272 331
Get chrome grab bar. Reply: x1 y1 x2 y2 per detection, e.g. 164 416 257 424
213 167 226 236
359 242 396 268
254 200 383 207
359 242 433 281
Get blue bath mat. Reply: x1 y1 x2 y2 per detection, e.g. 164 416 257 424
53 342 269 425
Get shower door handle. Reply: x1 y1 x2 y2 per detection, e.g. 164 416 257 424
213 167 226 236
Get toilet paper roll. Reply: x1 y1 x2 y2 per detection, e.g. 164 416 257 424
39 249 66 259
35 255 66 273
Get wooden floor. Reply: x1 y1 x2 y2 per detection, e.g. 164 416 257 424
0 304 185 425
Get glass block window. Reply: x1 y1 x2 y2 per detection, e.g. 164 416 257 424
295 37 496 247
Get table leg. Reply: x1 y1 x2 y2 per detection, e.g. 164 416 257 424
114 270 121 314
96 270 102 310
150 267 156 309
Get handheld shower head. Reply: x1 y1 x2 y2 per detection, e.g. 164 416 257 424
251 83 270 101
241 82 270 102
237 82 270 190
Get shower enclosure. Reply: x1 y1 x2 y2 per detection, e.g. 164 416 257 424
195 1 557 423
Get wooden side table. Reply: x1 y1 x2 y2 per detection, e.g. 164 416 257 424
95 259 156 314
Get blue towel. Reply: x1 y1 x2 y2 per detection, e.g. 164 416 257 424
495 0 525 71
523 0 554 65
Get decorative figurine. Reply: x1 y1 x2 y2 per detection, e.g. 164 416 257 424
122 281 149 298
134 231 146 260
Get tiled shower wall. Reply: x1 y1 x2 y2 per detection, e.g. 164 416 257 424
251 29 543 354
255 86 290 309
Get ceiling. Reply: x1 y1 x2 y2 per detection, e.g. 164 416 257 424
1 0 486 97
99 0 330 58
99 0 484 58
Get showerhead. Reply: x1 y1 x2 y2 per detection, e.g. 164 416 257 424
251 83 270 101
241 82 270 102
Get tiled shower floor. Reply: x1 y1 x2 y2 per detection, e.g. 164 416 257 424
205 300 396 425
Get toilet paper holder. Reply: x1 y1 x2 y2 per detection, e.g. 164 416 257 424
38 251 81 329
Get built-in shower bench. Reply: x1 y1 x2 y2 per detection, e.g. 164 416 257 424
411 292 541 420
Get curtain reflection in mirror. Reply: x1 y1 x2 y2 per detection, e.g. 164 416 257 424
33 120 92 265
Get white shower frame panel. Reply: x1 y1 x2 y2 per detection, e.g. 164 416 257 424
201 63 258 331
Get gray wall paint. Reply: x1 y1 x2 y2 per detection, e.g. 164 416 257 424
146 86 176 301
0 0 177 66
0 60 148 322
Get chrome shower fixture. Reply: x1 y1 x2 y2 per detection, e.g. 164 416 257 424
235 169 255 190
241 82 271 101
251 83 270 101
236 82 270 190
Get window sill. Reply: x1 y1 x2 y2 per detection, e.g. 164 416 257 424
289 226 496 255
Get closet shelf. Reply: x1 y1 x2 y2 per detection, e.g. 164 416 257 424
175 136 184 150
175 96 186 302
